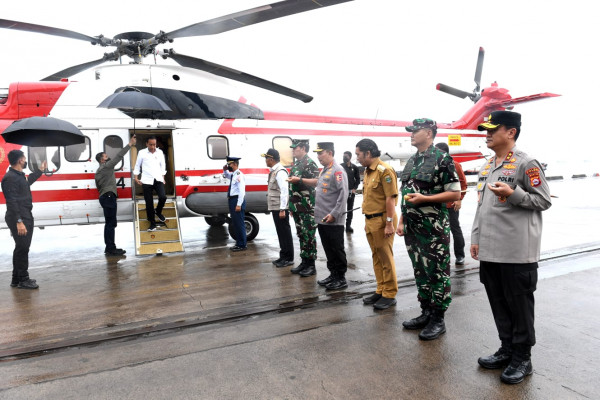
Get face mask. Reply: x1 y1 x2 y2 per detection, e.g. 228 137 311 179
227 166 234 172
106 157 111 162
21 161 27 169
343 156 350 163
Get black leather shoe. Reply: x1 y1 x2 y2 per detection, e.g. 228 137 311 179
231 246 247 252
317 275 335 286
373 297 396 310
325 278 348 290
500 359 533 384
299 265 316 277
12 279 35 287
419 310 446 340
402 309 432 330
291 262 306 274
362 293 382 305
17 279 39 289
455 256 465 265
106 248 126 256
478 348 512 369
274 260 294 268
272 258 282 265
156 213 167 223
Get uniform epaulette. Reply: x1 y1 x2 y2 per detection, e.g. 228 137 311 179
377 164 386 173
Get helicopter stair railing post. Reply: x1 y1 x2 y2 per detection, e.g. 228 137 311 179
133 198 184 256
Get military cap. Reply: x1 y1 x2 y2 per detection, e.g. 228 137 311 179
290 139 309 148
226 156 241 164
478 111 521 131
261 148 280 160
313 142 334 153
405 118 437 132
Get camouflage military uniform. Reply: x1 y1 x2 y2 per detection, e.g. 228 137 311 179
289 154 319 260
400 144 459 311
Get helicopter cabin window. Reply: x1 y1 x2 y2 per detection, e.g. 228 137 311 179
273 137 293 167
28 146 60 174
207 136 229 159
103 135 124 170
64 136 91 162
0 88 8 104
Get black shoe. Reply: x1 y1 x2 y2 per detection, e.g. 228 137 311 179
291 261 306 274
500 359 533 384
272 258 282 265
148 224 157 232
478 348 512 369
231 246 247 252
419 310 446 340
346 226 354 233
362 293 382 305
11 278 35 287
299 264 316 277
402 309 432 330
274 260 294 268
455 256 465 265
156 213 166 223
106 248 126 256
317 274 335 286
325 278 347 290
373 297 396 310
17 279 39 289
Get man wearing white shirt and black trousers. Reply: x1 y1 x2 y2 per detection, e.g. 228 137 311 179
223 156 247 251
133 136 167 232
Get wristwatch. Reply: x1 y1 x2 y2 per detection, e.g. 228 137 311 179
17 219 23 223
386 217 393 222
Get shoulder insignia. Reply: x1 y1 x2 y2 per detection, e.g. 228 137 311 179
504 151 514 161
526 167 541 187
385 175 392 183
377 164 386 172
336 173 343 182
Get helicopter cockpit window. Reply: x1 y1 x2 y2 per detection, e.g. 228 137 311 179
28 146 60 174
103 135 124 171
64 137 91 162
207 136 229 159
273 137 293 167
0 88 8 105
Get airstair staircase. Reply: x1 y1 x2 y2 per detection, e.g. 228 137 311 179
133 199 184 255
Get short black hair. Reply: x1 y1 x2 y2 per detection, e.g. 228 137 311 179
7 150 24 166
435 142 449 153
344 151 352 157
146 135 157 143
505 125 521 141
95 152 105 163
355 139 381 158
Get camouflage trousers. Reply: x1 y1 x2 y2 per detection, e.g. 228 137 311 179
403 216 452 311
291 210 317 260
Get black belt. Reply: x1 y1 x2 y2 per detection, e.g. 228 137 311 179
365 212 384 219
228 195 238 199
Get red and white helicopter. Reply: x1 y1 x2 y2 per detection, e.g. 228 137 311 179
0 0 558 242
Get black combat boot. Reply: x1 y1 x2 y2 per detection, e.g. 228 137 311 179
402 308 432 330
501 345 533 384
418 309 446 340
291 259 307 274
478 342 512 369
299 259 316 277
317 273 335 286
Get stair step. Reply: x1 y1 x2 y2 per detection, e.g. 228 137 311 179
139 219 178 230
138 208 177 220
137 242 184 255
140 230 181 243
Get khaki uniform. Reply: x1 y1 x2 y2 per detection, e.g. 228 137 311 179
362 157 399 298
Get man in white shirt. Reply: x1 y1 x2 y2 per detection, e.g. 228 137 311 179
223 156 247 251
133 136 167 231
261 149 294 267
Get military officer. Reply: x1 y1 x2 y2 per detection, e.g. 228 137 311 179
396 118 460 341
472 111 551 384
355 138 399 310
286 139 319 277
223 156 247 251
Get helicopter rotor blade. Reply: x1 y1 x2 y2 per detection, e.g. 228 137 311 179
436 83 472 100
41 53 119 81
0 18 105 45
164 50 313 103
165 0 353 39
474 47 485 92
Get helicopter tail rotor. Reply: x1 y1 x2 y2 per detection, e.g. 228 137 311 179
437 47 485 103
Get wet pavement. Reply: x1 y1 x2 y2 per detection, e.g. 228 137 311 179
0 178 599 398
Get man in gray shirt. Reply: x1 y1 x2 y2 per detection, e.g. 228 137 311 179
471 111 551 385
95 135 136 255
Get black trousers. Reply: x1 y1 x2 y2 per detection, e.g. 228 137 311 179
142 180 167 224
448 207 465 258
317 224 347 277
271 210 294 261
99 192 118 252
480 261 538 348
346 193 355 226
6 215 34 283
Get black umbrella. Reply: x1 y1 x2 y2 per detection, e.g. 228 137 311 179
1 116 85 146
97 91 172 135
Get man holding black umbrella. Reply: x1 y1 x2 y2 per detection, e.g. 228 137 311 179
95 135 137 255
2 150 46 289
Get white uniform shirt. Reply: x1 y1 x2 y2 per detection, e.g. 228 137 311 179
133 148 166 185
224 169 246 207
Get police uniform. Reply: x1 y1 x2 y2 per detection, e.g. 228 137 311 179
224 156 247 250
362 157 399 299
288 139 319 272
313 143 348 289
473 111 552 379
400 127 460 315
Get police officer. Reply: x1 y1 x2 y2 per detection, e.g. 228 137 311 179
95 135 136 255
261 148 294 267
298 142 349 289
472 111 551 384
341 151 361 233
223 156 247 251
355 139 399 310
396 118 460 341
286 139 319 276
2 150 46 289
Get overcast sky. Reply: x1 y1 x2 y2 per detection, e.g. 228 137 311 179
2 0 599 173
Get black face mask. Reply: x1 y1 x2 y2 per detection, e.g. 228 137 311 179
227 166 234 172
343 156 350 163
105 157 111 163
22 161 27 169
